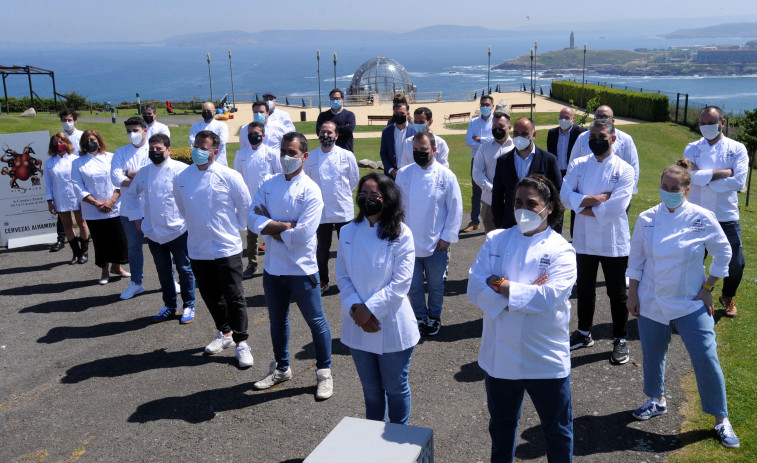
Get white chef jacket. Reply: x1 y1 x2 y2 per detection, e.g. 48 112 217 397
465 115 493 158
303 145 359 224
397 134 449 170
44 153 79 212
560 152 634 257
189 119 229 166
472 138 514 205
173 162 251 260
571 128 640 193
234 143 282 202
683 136 748 222
269 108 296 132
126 159 188 245
336 220 420 354
395 161 463 258
626 201 731 324
111 143 149 220
238 121 286 152
468 227 576 379
146 121 170 139
249 171 323 276
71 152 120 220
64 129 83 155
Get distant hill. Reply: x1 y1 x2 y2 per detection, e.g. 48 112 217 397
662 21 757 39
494 49 651 70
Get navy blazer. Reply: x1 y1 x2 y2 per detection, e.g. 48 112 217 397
491 145 563 229
380 123 416 175
546 124 587 169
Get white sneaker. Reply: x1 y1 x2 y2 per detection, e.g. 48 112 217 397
174 280 181 294
235 343 253 368
315 368 333 400
253 361 292 390
120 282 145 300
204 331 236 354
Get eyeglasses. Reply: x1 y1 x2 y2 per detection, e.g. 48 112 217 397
357 192 383 201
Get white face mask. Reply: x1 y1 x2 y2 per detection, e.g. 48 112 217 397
62 121 75 132
514 205 548 234
280 155 302 175
128 131 144 145
266 100 274 110
513 136 532 151
558 118 573 130
699 124 720 141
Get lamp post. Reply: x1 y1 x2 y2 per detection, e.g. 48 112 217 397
317 50 322 112
228 49 236 110
487 45 491 93
581 43 587 108
529 48 534 120
534 41 538 96
206 52 213 102
333 52 337 89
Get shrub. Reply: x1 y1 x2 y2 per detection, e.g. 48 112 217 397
551 81 669 122
171 147 193 165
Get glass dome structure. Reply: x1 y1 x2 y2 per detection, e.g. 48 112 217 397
348 57 415 102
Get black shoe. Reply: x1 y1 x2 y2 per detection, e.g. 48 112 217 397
416 318 428 336
49 239 66 252
569 330 594 350
242 263 257 279
610 339 629 365
425 317 441 336
78 237 89 264
68 238 82 265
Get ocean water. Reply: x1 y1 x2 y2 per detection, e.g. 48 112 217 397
3 34 757 113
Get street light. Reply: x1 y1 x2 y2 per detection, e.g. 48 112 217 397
317 50 322 112
206 52 213 102
228 49 236 110
581 43 587 108
534 41 538 96
333 52 338 89
530 48 534 120
487 45 491 93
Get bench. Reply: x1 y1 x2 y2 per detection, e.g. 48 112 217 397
443 112 470 124
511 103 535 111
368 115 392 125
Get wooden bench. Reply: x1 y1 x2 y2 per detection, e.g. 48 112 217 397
444 112 470 124
367 115 392 125
511 103 535 111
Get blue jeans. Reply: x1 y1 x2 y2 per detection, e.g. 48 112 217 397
719 221 745 298
262 272 332 371
470 158 481 224
485 374 573 463
408 248 448 320
638 306 728 418
120 216 144 285
350 346 415 425
146 232 195 310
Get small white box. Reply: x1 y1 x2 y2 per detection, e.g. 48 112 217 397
305 416 434 463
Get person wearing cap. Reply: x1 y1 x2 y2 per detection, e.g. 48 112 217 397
316 88 356 152
262 91 295 132
238 101 286 152
189 102 230 166
141 103 171 139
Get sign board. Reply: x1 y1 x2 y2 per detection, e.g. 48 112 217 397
0 131 57 248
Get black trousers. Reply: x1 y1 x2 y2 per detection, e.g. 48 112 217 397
191 253 248 343
56 215 66 241
316 222 347 285
576 254 629 339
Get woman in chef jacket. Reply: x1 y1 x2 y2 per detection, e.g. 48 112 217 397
45 132 91 265
335 172 419 425
626 159 739 448
468 174 576 462
71 130 130 285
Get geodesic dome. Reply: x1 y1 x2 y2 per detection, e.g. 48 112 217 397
348 57 415 102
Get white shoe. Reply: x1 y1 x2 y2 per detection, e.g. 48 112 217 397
174 280 181 294
205 331 236 354
120 282 145 300
315 368 333 400
253 361 292 390
235 343 253 368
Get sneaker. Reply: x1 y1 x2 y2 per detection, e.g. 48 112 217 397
235 343 254 368
258 243 265 252
315 368 333 400
242 263 257 280
714 418 740 448
152 306 177 323
610 339 630 365
632 398 667 420
120 282 145 300
98 276 109 285
205 331 236 354
569 330 594 350
180 307 195 324
425 317 441 336
461 221 479 233
174 280 181 294
253 361 292 390
416 318 428 336
720 296 738 318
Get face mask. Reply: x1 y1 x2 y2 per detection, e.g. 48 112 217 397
513 136 531 151
143 115 154 125
413 150 431 167
357 196 383 216
319 135 336 148
659 189 684 209
393 114 408 125
62 121 75 132
191 147 211 165
253 113 266 124
87 140 99 153
266 100 274 110
588 138 611 157
492 127 508 140
148 149 166 165
514 205 548 234
280 155 303 174
558 118 573 130
330 99 342 110
57 143 67 154
413 123 427 133
699 124 720 141
202 110 214 122
480 106 492 117
248 133 263 146
128 132 144 145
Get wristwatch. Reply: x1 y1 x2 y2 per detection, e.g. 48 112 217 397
491 276 506 292
702 282 714 292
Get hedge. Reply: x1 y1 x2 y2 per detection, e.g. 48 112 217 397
551 81 669 122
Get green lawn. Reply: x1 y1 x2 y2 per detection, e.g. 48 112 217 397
446 112 562 129
293 121 382 134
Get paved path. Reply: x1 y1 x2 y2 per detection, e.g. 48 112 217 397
0 222 702 462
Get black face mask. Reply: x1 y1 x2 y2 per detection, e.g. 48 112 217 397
413 150 431 167
87 140 99 153
202 110 214 122
143 115 155 124
248 133 263 146
148 149 165 165
357 196 383 216
492 127 508 140
588 138 611 157
319 135 336 148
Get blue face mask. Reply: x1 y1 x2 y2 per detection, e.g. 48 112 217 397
253 112 266 124
330 99 342 110
413 123 427 133
480 106 492 117
659 189 684 209
191 147 210 165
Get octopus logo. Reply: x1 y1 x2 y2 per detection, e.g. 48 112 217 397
1 143 44 193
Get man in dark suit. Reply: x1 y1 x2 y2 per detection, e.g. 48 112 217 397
379 102 416 179
492 117 562 231
547 107 587 177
